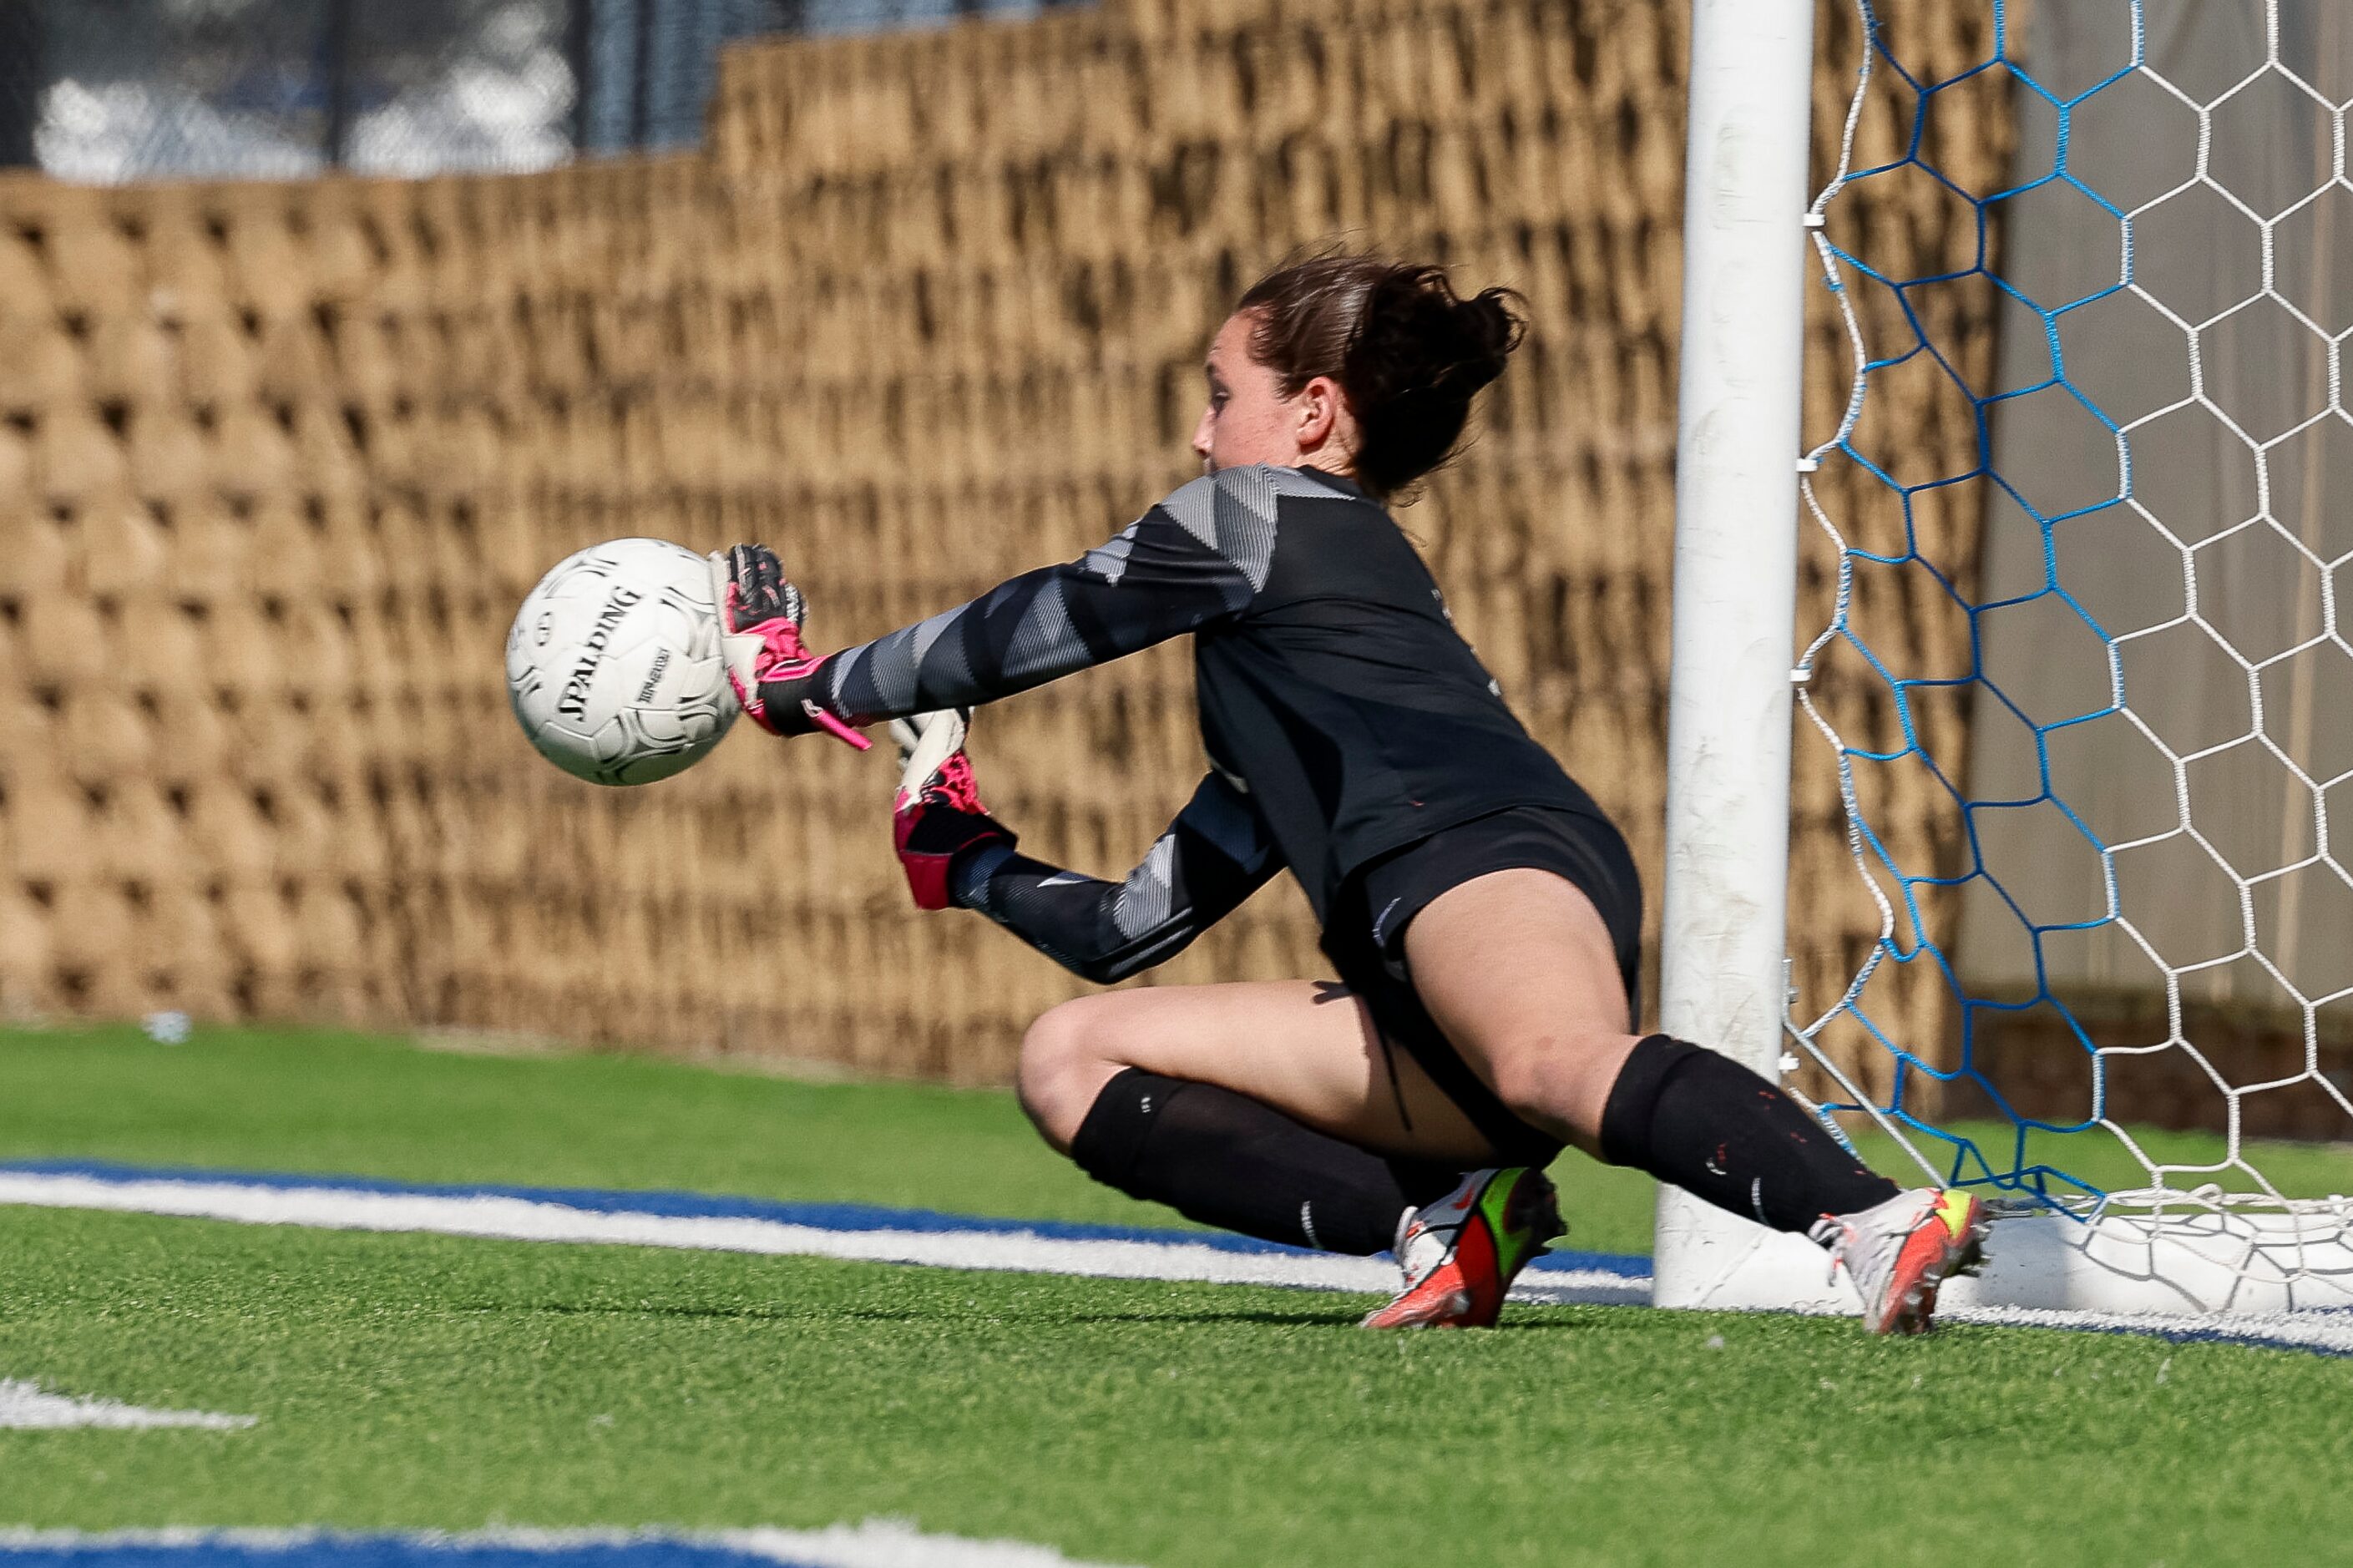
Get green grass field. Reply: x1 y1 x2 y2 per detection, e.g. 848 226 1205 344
12 1023 2349 1254
4 1022 2351 1565
0 1021 1212 1233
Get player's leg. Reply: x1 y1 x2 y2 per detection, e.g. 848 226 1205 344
1403 867 1986 1332
1018 979 1530 1257
1400 868 1885 1207
1019 979 1496 1160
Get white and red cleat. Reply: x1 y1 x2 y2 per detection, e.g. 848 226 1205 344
1359 1167 1563 1331
1814 1186 1990 1334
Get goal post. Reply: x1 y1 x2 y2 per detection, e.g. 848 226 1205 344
1654 0 1819 1308
1658 0 2353 1318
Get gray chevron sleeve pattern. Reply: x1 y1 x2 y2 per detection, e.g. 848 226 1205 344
782 465 1347 725
947 770 1283 984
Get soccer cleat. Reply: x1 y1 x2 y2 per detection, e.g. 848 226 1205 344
1359 1166 1563 1330
1813 1186 1989 1335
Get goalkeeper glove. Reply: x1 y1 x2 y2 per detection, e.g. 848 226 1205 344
890 708 1015 911
711 544 871 750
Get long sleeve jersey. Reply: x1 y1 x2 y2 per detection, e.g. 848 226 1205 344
949 768 1283 984
766 463 1606 974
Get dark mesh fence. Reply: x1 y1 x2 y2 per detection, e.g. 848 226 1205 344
0 0 1085 180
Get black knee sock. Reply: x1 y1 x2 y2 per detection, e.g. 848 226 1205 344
1599 1035 1899 1235
1068 1068 1465 1255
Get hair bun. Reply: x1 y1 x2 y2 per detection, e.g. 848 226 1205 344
1343 268 1527 494
1237 255 1527 497
1449 289 1526 391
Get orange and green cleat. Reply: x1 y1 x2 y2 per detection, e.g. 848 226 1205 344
1359 1167 1564 1330
1814 1186 1991 1335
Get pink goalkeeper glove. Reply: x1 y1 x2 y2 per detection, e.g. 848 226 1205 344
890 709 1015 911
711 544 871 750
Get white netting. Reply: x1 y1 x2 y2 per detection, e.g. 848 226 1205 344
1794 0 2353 1265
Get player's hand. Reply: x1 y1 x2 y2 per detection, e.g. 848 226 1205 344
710 545 869 749
891 709 1015 910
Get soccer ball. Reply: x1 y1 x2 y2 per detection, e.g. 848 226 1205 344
506 538 740 786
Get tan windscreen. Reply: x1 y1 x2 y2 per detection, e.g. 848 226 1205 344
0 0 2005 1083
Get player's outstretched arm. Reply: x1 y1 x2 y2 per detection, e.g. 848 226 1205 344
891 711 1281 985
711 543 871 747
722 467 1301 741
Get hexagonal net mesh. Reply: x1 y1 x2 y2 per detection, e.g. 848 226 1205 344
1794 0 2353 1242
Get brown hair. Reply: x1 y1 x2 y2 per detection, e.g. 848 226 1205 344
1235 255 1526 498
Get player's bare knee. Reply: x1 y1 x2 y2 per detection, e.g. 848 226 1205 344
1485 1030 1623 1131
1017 999 1118 1151
1485 1048 1567 1126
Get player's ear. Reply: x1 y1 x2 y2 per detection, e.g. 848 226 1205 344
1293 373 1344 453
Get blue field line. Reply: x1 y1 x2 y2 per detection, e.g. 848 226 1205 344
2013 1313 2353 1358
10 1159 2353 1356
0 1540 757 1568
0 1529 1120 1568
0 1159 1654 1280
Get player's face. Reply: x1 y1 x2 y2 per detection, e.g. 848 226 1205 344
1192 311 1349 478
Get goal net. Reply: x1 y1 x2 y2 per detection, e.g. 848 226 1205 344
1784 0 2353 1315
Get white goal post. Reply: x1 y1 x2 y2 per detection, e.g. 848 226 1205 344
1657 0 2353 1318
1654 0 1819 1306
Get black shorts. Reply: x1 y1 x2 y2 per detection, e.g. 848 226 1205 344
1323 806 1644 1165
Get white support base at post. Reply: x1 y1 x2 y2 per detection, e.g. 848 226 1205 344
1653 1208 2353 1317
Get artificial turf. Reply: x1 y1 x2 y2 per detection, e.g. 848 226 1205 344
5 1023 2353 1564
0 1021 1185 1231
8 1023 2349 1262
3 1204 2348 1568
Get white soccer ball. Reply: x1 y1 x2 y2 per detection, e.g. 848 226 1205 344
506 538 740 786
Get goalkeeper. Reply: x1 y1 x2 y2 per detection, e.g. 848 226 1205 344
716 255 1986 1332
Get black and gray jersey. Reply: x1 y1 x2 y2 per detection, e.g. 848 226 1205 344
767 463 1606 958
951 768 1282 984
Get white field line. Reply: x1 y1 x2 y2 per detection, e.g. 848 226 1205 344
0 1379 255 1431
0 1525 1136 1568
1948 1303 2353 1355
8 1169 2350 1351
0 1170 1646 1307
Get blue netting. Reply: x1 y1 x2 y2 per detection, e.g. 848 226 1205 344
1794 0 2353 1217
